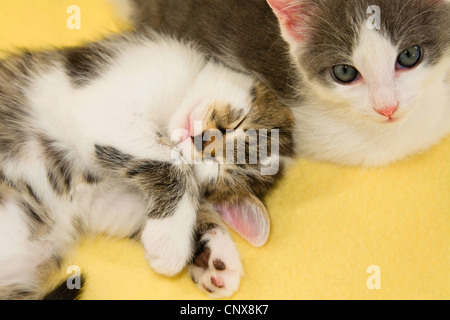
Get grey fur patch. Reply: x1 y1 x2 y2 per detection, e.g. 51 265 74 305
95 145 133 169
194 202 224 237
95 145 197 218
40 138 73 196
0 57 32 157
62 43 116 87
0 50 58 158
26 184 42 204
0 178 54 238
82 171 101 185
20 200 45 225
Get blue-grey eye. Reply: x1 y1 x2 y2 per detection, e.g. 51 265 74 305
397 45 421 69
332 65 359 84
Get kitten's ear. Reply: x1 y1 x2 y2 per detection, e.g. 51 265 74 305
215 195 270 247
266 0 312 44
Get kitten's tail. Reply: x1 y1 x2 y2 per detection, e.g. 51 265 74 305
0 274 85 300
43 274 86 300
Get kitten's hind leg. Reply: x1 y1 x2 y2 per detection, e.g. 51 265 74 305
95 145 199 276
190 203 243 298
0 192 59 299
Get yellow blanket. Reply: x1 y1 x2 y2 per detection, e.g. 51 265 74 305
1 0 448 300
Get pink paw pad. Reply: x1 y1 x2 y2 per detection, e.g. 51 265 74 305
211 276 225 288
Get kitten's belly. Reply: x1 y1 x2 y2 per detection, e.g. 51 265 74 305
72 179 147 238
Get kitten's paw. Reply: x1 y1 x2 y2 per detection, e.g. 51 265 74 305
141 218 194 277
190 228 243 298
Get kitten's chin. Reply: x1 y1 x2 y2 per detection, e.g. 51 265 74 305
373 116 408 126
386 117 400 123
378 111 414 124
369 115 401 124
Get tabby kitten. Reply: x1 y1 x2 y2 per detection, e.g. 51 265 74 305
119 0 450 166
0 31 294 299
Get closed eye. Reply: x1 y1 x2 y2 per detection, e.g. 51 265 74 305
219 115 248 134
232 115 247 130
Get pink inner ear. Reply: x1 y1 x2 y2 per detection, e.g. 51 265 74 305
215 199 270 247
267 0 309 41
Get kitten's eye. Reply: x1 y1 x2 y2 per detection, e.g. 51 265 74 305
332 65 360 84
231 115 247 130
397 45 421 69
219 114 247 134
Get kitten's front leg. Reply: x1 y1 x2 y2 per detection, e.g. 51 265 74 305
140 187 198 276
190 203 243 298
95 145 199 276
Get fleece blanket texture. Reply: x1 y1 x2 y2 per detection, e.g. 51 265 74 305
1 0 448 300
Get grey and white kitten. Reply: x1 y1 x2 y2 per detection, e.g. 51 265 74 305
119 0 450 166
0 31 294 299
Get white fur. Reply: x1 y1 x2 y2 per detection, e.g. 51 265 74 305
142 194 197 276
75 181 146 237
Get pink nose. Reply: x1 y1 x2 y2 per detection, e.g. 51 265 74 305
375 105 398 118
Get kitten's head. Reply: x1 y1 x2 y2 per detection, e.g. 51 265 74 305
268 0 450 122
171 67 295 246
